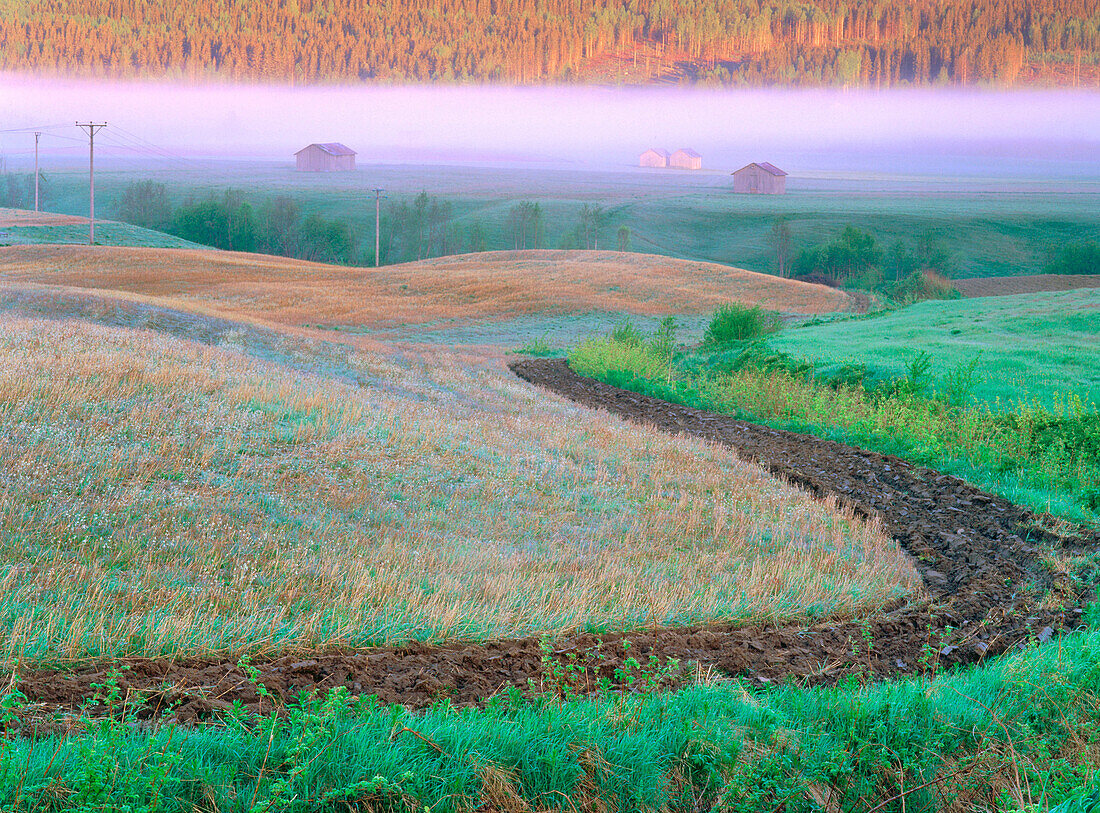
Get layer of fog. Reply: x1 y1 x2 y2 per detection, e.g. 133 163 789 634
2 75 1098 176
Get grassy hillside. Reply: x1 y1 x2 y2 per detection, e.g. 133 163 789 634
0 245 851 353
0 207 202 249
39 163 1100 279
569 290 1100 523
772 290 1100 411
0 289 904 664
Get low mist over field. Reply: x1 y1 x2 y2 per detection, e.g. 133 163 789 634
2 76 1098 174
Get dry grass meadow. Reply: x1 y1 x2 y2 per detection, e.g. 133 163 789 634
0 310 917 665
0 210 89 229
0 236 918 666
0 245 852 333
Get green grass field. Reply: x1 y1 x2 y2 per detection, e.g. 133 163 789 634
772 290 1100 411
0 219 201 249
569 290 1100 524
37 159 1100 277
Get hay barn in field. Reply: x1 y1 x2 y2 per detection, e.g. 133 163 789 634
295 143 357 172
670 148 702 170
639 148 670 168
732 162 787 194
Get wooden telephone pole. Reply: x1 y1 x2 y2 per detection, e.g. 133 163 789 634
76 122 106 245
372 188 386 266
33 132 41 212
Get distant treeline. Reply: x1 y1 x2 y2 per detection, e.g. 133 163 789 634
0 173 48 210
115 182 360 263
113 182 625 264
3 0 1097 87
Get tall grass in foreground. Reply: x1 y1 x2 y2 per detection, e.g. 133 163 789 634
569 335 1100 525
4 622 1100 811
0 316 915 665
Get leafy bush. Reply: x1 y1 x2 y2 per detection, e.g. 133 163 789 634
649 316 678 360
299 213 359 264
1048 241 1100 275
170 190 257 251
703 304 781 346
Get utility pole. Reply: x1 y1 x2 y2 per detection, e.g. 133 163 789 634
76 122 106 245
33 132 41 212
372 188 386 267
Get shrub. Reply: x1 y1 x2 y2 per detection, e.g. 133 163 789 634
1048 241 1100 275
881 270 960 304
299 214 359 264
609 320 646 346
703 304 781 346
171 190 257 252
0 172 44 209
649 316 678 361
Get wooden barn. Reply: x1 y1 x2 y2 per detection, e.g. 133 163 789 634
670 148 702 170
639 148 670 168
732 162 787 194
295 143 357 172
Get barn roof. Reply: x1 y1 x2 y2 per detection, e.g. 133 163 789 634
295 142 357 156
674 148 701 157
733 161 787 176
641 147 671 157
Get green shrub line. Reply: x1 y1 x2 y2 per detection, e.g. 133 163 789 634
568 314 1100 526
6 622 1100 811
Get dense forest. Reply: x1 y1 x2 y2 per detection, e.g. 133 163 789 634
1 0 1096 87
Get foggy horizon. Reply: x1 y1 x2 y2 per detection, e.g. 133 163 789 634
3 74 1098 174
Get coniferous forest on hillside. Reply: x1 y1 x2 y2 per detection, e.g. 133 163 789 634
1 0 1097 87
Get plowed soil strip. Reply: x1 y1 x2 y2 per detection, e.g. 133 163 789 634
16 359 1098 722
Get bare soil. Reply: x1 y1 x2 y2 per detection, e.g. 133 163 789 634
15 359 1097 724
954 274 1100 298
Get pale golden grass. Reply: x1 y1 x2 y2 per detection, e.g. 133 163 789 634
0 208 89 228
0 315 917 665
0 245 851 334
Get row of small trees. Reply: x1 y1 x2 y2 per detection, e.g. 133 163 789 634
112 182 635 265
114 181 359 263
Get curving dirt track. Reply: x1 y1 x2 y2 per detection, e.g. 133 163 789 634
16 359 1099 723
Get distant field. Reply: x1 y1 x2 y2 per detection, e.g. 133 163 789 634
0 245 850 347
771 289 1100 411
37 161 1100 279
0 310 911 664
0 207 201 249
954 273 1100 298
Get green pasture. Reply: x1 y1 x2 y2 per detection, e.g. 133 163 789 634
0 220 201 249
773 290 1100 411
37 160 1100 277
